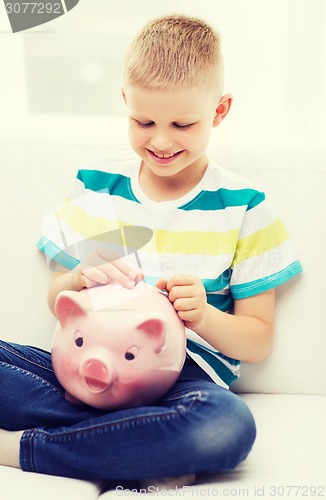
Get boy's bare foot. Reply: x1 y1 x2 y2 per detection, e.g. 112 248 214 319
140 473 196 491
0 429 23 468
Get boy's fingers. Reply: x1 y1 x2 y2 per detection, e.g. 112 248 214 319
82 265 136 289
81 267 111 285
80 251 143 289
111 259 143 282
168 285 196 302
173 296 198 311
156 277 168 291
99 262 141 288
83 276 98 288
166 274 199 289
85 249 143 282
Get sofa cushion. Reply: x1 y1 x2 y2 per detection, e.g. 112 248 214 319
0 118 325 395
0 465 103 500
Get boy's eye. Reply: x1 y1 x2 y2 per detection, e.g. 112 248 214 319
173 123 192 130
135 120 154 128
133 120 193 130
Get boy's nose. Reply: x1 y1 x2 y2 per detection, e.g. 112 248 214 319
151 132 173 152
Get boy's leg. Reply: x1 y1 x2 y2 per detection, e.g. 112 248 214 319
16 357 256 481
0 343 256 480
0 340 109 469
0 340 107 430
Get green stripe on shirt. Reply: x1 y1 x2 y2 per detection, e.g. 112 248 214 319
187 339 239 386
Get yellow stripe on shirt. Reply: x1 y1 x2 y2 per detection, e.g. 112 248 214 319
153 228 240 255
232 218 288 265
56 199 120 239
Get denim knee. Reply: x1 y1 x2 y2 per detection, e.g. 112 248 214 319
183 388 256 473
221 392 257 469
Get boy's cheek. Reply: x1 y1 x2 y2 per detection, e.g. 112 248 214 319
128 127 147 147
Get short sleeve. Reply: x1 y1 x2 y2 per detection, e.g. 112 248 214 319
230 192 302 299
36 169 123 271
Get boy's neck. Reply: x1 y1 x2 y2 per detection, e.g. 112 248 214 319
139 156 209 202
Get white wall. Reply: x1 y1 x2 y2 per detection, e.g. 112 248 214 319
0 0 325 148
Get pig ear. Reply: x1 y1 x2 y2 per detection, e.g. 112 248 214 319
136 316 167 353
55 293 87 326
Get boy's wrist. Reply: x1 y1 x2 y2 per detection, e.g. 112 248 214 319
185 303 210 334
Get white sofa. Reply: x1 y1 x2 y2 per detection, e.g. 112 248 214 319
1 117 325 499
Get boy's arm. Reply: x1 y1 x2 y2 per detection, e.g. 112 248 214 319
156 275 275 363
197 290 275 363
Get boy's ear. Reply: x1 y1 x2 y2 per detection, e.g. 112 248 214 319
121 87 127 105
212 93 232 127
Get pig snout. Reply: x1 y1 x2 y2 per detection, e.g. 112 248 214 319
80 358 114 393
82 359 108 381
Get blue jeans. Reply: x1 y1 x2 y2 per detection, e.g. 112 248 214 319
0 340 256 481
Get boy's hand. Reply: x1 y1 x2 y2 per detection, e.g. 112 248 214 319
73 247 143 290
156 275 207 331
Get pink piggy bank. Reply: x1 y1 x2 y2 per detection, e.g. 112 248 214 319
52 282 186 409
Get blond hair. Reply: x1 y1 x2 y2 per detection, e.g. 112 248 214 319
124 14 224 96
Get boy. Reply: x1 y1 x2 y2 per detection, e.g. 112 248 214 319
0 15 302 486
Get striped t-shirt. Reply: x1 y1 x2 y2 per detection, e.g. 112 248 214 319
37 153 302 388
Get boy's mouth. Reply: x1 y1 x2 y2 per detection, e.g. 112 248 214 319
147 149 183 162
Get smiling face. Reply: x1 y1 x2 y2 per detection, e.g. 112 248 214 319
122 85 231 195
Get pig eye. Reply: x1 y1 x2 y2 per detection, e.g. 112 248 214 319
74 330 83 348
125 345 139 361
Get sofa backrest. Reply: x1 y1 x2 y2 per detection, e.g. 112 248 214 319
212 146 324 395
1 118 324 395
